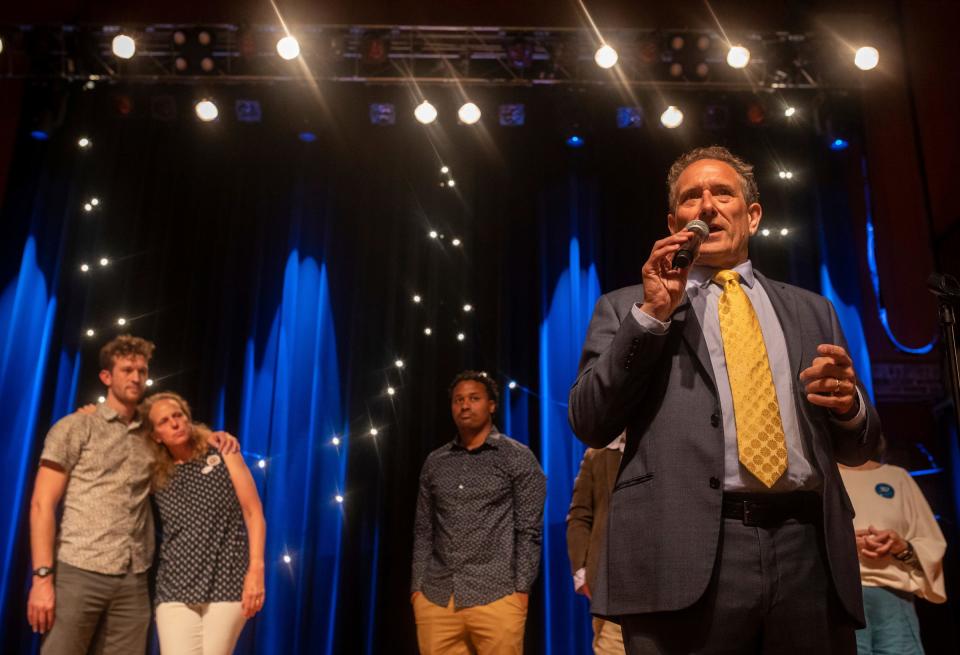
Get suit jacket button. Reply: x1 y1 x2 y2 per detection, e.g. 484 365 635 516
710 413 720 427
709 477 721 489
632 337 640 345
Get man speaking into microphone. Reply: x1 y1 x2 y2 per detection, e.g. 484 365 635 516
569 146 881 654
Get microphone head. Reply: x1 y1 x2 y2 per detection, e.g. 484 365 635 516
683 219 710 238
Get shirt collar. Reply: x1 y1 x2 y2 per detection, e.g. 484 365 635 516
687 259 756 290
606 432 626 451
451 424 501 451
96 401 142 429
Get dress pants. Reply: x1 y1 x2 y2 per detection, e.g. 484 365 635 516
40 561 150 655
593 617 627 655
621 517 857 655
413 593 527 655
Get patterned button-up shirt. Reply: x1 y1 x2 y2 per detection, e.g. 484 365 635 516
40 403 155 574
411 427 546 609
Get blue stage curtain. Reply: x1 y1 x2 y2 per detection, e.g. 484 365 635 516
537 175 602 655
0 238 60 651
233 251 346 654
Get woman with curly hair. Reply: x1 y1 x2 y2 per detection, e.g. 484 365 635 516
141 391 266 655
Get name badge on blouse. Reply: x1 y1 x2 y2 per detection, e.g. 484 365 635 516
874 483 894 499
201 454 222 475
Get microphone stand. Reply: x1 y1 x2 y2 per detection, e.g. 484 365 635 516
928 273 960 445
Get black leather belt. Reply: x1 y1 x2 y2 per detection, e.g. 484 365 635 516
721 491 821 527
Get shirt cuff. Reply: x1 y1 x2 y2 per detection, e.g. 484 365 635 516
830 386 866 429
631 304 670 334
573 567 586 591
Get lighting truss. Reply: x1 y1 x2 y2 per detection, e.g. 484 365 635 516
0 23 863 90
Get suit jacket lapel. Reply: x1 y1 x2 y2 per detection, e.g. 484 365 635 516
755 271 804 376
674 299 718 394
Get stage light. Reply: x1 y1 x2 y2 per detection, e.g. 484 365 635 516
276 35 301 60
99 257 109 266
117 317 127 326
98 396 106 404
258 459 267 469
387 386 396 396
78 137 91 149
429 230 438 239
660 106 684 129
447 180 456 188
670 35 685 50
298 132 317 143
830 138 849 151
451 238 462 246
424 327 432 336
726 45 750 69
85 329 95 337
146 379 154 387
395 359 404 368
369 428 379 436
440 166 449 174
508 381 518 390
463 304 473 312
566 134 585 148
458 102 481 125
31 130 50 141
84 203 93 212
335 494 344 504
414 100 438 124
669 63 684 78
80 263 90 272
498 104 525 127
784 106 796 117
854 46 879 71
282 554 292 563
778 170 794 179
195 100 219 122
594 44 618 69
331 436 341 446
780 228 789 236
90 198 99 206
761 228 771 236
112 34 136 59
200 57 215 73
617 107 643 129
235 99 262 123
457 333 465 342
695 62 710 78
412 294 422 303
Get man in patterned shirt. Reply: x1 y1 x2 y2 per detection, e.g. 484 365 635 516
26 335 238 654
410 370 546 654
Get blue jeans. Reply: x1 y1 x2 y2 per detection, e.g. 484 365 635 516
856 586 924 655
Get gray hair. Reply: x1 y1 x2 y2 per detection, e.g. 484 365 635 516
666 146 759 211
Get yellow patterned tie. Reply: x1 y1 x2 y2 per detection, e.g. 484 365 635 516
714 270 788 488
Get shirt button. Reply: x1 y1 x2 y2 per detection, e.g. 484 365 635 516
709 477 721 489
458 484 464 490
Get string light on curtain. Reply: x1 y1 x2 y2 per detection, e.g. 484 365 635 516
508 381 518 390
282 553 292 564
145 378 154 387
97 395 106 403
116 317 127 326
428 230 438 239
257 459 267 469
331 435 341 446
85 329 95 337
423 327 432 336
99 257 110 267
334 494 344 504
77 137 92 149
462 304 472 312
369 428 379 436
456 332 465 342
386 387 396 396
412 294 422 303
394 359 404 368
80 263 90 272
451 238 461 246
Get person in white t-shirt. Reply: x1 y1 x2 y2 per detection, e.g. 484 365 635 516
839 444 946 655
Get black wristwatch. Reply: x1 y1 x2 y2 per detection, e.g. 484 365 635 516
33 566 55 578
893 542 915 562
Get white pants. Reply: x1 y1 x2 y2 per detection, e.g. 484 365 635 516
155 601 246 655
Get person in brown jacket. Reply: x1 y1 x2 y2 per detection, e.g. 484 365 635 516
566 433 626 655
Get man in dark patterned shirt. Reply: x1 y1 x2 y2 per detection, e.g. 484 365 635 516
410 370 546 654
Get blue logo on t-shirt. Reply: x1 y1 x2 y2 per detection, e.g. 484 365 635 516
875 483 895 499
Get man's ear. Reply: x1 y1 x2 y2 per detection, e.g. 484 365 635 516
489 400 497 415
746 202 763 235
667 212 680 235
98 369 112 386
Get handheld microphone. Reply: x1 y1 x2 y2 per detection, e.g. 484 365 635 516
671 219 709 269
